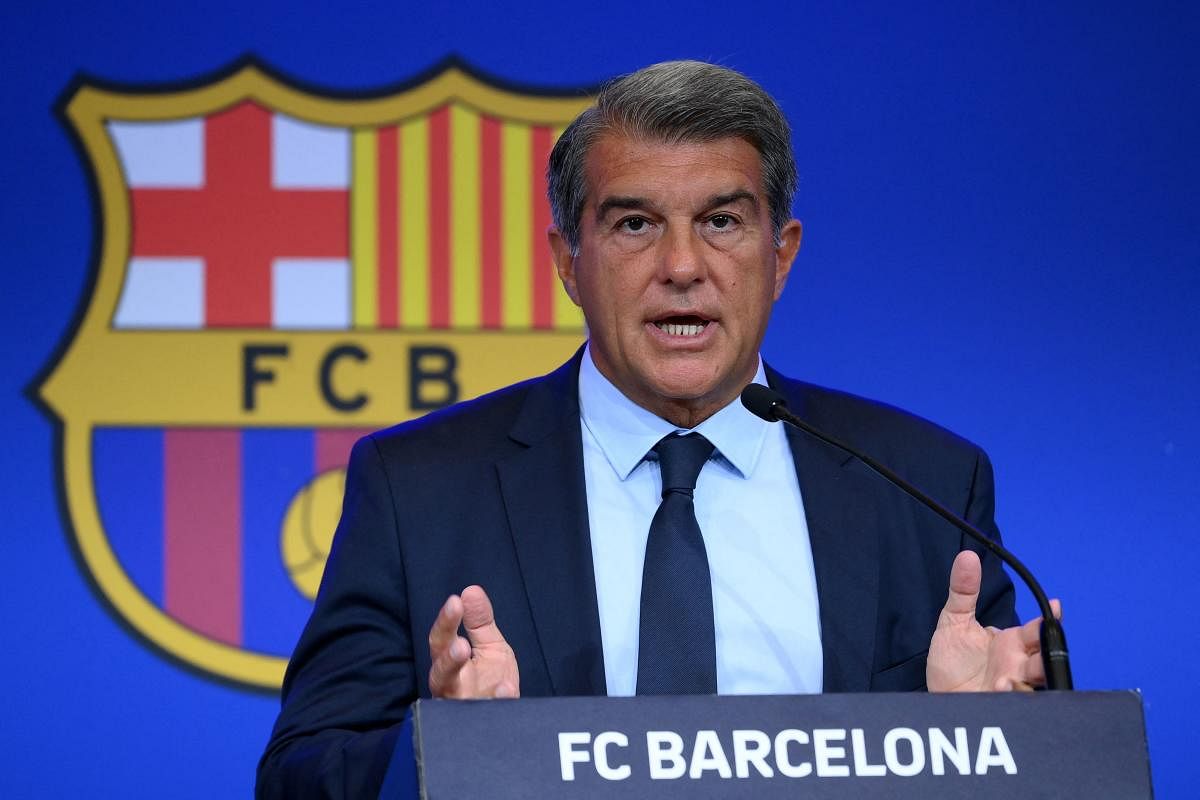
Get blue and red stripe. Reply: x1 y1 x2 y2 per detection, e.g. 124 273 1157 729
92 426 371 658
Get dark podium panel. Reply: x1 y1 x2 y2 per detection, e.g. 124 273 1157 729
380 691 1151 799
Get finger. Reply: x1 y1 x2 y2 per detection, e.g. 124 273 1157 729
1017 615 1043 653
1015 599 1065 653
428 594 465 657
460 585 508 647
1023 652 1047 687
428 635 471 696
941 550 982 618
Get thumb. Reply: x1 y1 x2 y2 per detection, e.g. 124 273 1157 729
942 550 982 619
460 585 507 646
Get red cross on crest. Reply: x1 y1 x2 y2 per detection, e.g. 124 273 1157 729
130 103 348 326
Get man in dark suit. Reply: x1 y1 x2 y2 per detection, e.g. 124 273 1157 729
259 61 1053 798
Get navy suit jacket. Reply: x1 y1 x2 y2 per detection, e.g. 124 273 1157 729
257 353 1016 798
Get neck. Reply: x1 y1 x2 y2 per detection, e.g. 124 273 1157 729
653 398 725 430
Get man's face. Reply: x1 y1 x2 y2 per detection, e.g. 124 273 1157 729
550 133 802 427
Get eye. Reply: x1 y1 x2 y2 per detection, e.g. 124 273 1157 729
617 216 652 234
706 213 739 231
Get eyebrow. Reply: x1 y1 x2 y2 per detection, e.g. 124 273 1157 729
593 190 759 223
594 196 651 222
707 190 758 211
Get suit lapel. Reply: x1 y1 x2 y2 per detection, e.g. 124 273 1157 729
770 371 880 693
495 354 607 696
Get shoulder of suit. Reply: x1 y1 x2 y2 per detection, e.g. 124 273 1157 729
353 356 579 467
366 377 540 457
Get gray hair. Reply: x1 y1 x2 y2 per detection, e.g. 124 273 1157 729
547 60 797 253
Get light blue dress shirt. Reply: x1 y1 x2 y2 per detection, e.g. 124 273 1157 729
578 345 824 696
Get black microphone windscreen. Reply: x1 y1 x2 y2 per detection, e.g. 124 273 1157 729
740 383 787 422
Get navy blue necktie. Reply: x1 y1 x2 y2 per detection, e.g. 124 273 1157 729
636 432 717 695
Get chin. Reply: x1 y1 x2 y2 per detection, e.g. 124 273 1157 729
645 374 726 407
652 356 741 392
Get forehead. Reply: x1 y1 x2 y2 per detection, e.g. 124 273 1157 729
583 133 765 209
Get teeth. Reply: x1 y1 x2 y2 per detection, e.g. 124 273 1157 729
657 322 706 336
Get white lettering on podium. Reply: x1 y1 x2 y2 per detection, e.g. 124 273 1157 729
813 729 850 777
688 730 732 779
975 727 1018 775
732 729 774 778
774 729 812 777
558 732 591 781
851 728 887 776
559 724 1018 782
884 728 926 777
929 727 971 775
647 731 686 779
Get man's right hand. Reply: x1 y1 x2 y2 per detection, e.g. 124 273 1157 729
427 585 520 698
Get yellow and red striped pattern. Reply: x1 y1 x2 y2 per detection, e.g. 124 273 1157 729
351 104 581 330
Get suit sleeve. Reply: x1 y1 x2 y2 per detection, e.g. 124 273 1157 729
962 448 1020 629
256 436 415 799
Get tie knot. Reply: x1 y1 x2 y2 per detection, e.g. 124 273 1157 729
652 433 714 496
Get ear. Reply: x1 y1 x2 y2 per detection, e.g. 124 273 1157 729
772 219 803 300
548 226 582 306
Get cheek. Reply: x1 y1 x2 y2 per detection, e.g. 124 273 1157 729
593 271 641 307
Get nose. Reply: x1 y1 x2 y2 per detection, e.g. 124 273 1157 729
657 224 707 287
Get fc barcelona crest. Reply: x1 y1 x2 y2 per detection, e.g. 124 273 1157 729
38 59 591 689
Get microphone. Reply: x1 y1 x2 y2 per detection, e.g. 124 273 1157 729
740 383 1073 691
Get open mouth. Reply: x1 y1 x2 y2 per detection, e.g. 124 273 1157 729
653 315 711 337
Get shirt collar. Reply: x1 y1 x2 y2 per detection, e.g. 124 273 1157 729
578 343 771 481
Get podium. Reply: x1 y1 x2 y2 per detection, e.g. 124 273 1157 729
379 691 1151 798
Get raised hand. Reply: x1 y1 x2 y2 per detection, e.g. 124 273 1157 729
427 585 520 699
927 550 1062 692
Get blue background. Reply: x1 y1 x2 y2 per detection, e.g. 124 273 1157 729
3 1 1196 796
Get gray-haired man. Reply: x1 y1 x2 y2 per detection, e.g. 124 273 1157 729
259 61 1056 798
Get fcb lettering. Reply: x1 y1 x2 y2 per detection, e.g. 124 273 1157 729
239 342 460 413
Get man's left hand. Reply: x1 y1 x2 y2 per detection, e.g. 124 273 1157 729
927 550 1062 692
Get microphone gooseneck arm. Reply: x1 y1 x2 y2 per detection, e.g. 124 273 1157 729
740 383 1073 691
